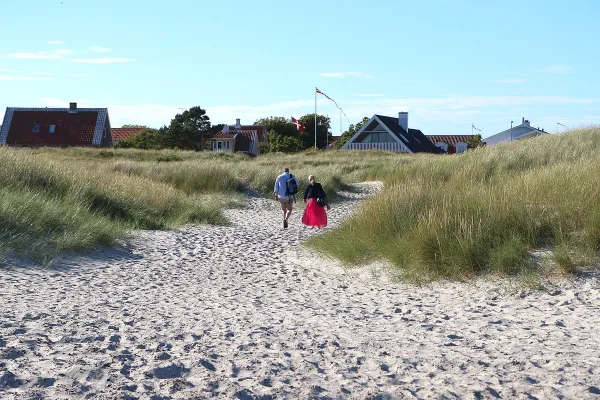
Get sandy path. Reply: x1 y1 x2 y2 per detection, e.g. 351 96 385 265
2 182 600 399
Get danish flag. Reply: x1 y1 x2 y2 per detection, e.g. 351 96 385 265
291 117 305 131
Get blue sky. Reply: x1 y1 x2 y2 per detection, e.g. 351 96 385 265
1 0 599 137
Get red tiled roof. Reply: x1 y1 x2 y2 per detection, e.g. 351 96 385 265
112 127 145 141
5 110 101 146
213 132 235 139
426 135 475 147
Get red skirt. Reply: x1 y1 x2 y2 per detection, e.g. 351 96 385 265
302 198 328 228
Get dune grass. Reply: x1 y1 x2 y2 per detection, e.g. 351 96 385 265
0 147 403 264
5 127 599 279
307 126 600 282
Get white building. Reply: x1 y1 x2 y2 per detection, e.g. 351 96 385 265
341 112 442 153
484 118 548 146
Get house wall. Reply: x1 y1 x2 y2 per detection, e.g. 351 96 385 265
212 139 234 152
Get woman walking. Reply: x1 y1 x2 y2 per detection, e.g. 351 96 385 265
302 175 331 228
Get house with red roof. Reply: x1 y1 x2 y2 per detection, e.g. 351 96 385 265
211 118 268 156
0 103 113 147
111 127 146 143
426 135 476 153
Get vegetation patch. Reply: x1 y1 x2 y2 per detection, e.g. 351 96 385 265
308 126 600 281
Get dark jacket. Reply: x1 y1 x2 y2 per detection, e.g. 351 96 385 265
304 182 327 203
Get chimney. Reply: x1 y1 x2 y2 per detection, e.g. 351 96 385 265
235 118 241 129
69 102 77 113
398 112 408 132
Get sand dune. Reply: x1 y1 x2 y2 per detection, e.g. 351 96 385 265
2 182 600 399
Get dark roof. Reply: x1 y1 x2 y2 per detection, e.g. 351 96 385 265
0 108 111 147
233 131 253 153
426 135 475 147
112 127 145 141
226 125 268 141
375 115 443 153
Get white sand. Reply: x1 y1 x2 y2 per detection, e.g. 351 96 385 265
2 182 600 399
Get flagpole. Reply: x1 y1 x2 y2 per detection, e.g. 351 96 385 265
314 87 317 149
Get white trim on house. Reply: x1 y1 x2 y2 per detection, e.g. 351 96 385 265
341 115 413 154
344 142 410 152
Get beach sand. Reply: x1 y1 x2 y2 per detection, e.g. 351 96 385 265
2 182 600 399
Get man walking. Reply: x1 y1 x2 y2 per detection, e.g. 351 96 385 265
274 168 299 228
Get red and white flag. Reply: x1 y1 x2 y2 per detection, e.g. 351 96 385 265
291 117 305 131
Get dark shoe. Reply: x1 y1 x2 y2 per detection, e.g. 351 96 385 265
283 220 288 228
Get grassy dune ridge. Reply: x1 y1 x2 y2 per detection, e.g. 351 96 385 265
0 147 403 263
3 127 599 277
308 126 600 281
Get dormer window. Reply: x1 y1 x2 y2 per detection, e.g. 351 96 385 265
49 124 56 134
456 142 468 153
436 141 448 152
32 123 40 133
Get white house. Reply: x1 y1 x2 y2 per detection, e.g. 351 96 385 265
341 112 442 153
484 118 548 146
211 118 268 156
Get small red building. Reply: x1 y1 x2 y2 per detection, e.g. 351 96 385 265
0 103 113 147
111 127 146 143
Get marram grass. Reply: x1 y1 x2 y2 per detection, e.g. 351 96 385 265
0 146 403 264
307 126 600 282
4 127 600 279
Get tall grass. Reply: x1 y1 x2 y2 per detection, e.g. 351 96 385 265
308 126 600 281
0 147 404 263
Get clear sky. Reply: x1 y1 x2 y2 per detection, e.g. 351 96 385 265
1 0 599 138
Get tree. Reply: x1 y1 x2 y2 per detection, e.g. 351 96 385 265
335 117 370 149
159 106 212 150
254 116 297 138
121 124 149 129
114 128 160 149
268 130 304 153
299 114 331 149
467 134 485 149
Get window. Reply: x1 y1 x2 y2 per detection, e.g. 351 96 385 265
217 141 222 149
225 141 229 149
49 124 56 134
32 123 40 133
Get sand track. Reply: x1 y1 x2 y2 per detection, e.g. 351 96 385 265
2 182 600 399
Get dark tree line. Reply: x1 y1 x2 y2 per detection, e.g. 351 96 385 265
115 107 222 151
116 107 360 153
